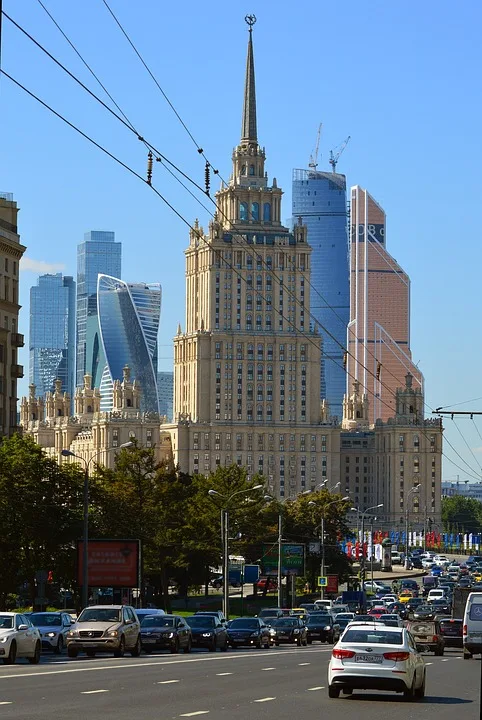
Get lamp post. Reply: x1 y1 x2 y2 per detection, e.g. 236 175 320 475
308 496 349 598
208 484 263 620
351 504 383 588
405 484 421 569
61 441 133 609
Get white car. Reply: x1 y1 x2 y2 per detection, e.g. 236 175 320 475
328 622 426 699
391 551 403 565
29 611 74 654
0 612 41 665
433 555 449 566
380 595 398 606
422 557 435 569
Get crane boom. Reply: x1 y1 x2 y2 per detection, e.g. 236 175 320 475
329 135 351 173
308 123 322 170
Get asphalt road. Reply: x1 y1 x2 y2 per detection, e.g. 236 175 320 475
0 645 479 719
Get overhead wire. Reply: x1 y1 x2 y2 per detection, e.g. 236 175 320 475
451 418 482 477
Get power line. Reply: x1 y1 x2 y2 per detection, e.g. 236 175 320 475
452 418 482 477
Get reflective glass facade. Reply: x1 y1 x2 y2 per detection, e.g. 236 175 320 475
97 275 161 413
157 371 173 421
30 273 76 399
76 231 121 387
292 169 349 419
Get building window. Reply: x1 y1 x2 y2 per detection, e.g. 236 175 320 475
263 203 271 222
251 202 259 221
240 202 248 221
414 457 419 473
413 434 419 448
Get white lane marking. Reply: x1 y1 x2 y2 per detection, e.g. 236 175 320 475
425 662 433 665
298 662 310 666
307 686 325 691
180 713 210 717
261 667 276 671
441 659 449 662
253 697 276 703
0 647 331 681
0 701 13 705
216 672 233 676
157 680 180 684
81 689 109 695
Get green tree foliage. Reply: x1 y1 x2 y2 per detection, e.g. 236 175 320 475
442 494 482 533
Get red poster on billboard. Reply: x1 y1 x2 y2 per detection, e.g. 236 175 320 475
327 575 338 594
78 539 140 587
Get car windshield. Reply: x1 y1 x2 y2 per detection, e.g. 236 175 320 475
417 606 434 612
0 616 13 629
273 618 298 627
141 617 175 628
307 616 330 626
187 616 215 628
78 608 121 623
259 610 279 618
229 619 258 630
342 629 403 645
29 613 61 627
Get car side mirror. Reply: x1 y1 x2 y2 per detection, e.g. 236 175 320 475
18 624 28 631
70 619 76 625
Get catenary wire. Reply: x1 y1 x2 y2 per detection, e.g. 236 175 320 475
451 418 482 476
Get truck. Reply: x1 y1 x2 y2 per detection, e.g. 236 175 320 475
452 587 472 619
341 590 367 612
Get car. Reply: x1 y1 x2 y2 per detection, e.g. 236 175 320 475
195 610 227 625
327 623 426 699
135 608 166 624
28 612 73 654
431 599 451 616
256 577 278 592
298 603 318 613
391 551 403 565
280 608 294 616
427 589 446 602
387 602 409 620
367 606 388 619
439 618 463 648
210 576 241 589
185 615 228 652
377 614 404 628
140 614 191 654
434 555 449 566
380 595 398 606
412 605 436 621
430 566 442 577
270 617 308 646
398 590 414 603
400 579 419 595
409 557 424 569
291 607 309 619
0 613 41 665
258 608 283 624
306 614 339 644
406 598 424 614
406 619 445 655
66 605 141 658
363 581 390 594
457 577 472 589
226 617 271 649
314 599 333 610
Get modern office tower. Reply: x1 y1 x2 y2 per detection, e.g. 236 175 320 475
29 273 75 400
170 20 340 497
292 169 349 419
0 193 26 435
97 275 161 414
76 231 121 388
347 185 423 423
157 371 173 421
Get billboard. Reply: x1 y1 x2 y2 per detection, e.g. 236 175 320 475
262 543 304 575
78 539 140 587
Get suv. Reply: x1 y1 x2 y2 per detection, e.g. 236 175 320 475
66 605 141 658
407 619 445 655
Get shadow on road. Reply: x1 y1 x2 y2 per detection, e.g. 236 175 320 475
346 693 473 704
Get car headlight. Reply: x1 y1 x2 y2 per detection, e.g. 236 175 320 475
0 636 10 644
269 629 276 635
67 630 78 638
107 630 119 637
168 632 175 638
294 629 300 634
202 632 213 638
46 632 57 638
324 626 331 631
249 632 259 638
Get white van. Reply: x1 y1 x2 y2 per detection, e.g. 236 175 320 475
427 589 445 602
463 592 482 658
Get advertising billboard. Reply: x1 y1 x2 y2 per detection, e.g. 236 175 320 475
262 543 304 575
77 539 140 587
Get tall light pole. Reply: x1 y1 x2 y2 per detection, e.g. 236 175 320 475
351 504 383 588
405 484 421 568
309 496 349 598
62 441 133 609
208 484 263 619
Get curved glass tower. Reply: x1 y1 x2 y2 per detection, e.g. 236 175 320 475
292 169 349 419
97 275 161 413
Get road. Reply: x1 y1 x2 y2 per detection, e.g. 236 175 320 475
0 645 478 719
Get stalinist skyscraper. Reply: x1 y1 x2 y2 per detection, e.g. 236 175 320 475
170 17 340 498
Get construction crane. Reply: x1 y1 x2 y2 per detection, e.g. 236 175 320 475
308 123 322 171
329 135 351 173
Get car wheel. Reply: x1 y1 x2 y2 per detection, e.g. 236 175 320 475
342 688 353 696
55 636 64 655
231 642 237 649
414 671 425 700
256 639 262 649
130 636 141 657
209 640 216 652
296 637 302 646
183 639 192 654
464 649 473 659
28 642 41 664
328 685 340 698
113 636 126 658
435 646 444 656
275 641 280 646
3 641 16 665
403 677 416 701
302 637 308 646
221 640 228 652
170 639 180 654
67 646 78 658
264 639 270 649
86 649 96 658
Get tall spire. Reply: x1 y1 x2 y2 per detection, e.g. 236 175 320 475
241 14 257 144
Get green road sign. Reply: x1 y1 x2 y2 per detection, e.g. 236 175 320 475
262 543 304 575
318 576 327 587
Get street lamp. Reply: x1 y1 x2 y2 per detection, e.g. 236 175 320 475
405 484 421 568
208 484 263 619
308 496 349 599
350 504 383 587
263 495 287 608
61 441 133 609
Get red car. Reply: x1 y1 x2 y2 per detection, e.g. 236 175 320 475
367 606 387 619
256 577 278 592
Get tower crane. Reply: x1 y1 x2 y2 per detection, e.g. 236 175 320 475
329 135 351 173
308 123 322 171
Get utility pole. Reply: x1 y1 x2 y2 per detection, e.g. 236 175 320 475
277 513 282 608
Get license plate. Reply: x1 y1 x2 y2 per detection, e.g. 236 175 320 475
469 634 482 640
142 638 156 643
417 636 428 640
356 654 382 664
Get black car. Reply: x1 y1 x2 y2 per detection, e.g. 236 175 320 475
409 556 424 569
194 610 227 625
186 615 228 652
226 617 270 649
406 598 424 614
431 599 451 616
270 617 308 646
140 615 192 654
439 618 463 648
386 602 409 620
258 608 283 625
412 604 437 621
306 614 338 644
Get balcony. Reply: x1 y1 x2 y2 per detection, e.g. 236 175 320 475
11 364 23 378
11 333 24 347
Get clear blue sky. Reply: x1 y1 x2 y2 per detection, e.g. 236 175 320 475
2 0 481 484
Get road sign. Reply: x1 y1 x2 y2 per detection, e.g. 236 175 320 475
243 564 260 583
318 576 327 587
262 543 304 575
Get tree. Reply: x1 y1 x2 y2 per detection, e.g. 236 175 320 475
442 495 482 534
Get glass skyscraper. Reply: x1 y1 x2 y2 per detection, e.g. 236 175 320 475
97 275 161 414
76 231 121 387
157 371 173 421
30 273 76 398
292 169 349 419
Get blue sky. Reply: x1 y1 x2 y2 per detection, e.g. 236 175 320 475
2 0 481 484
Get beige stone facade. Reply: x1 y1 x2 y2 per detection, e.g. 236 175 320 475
0 194 26 435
